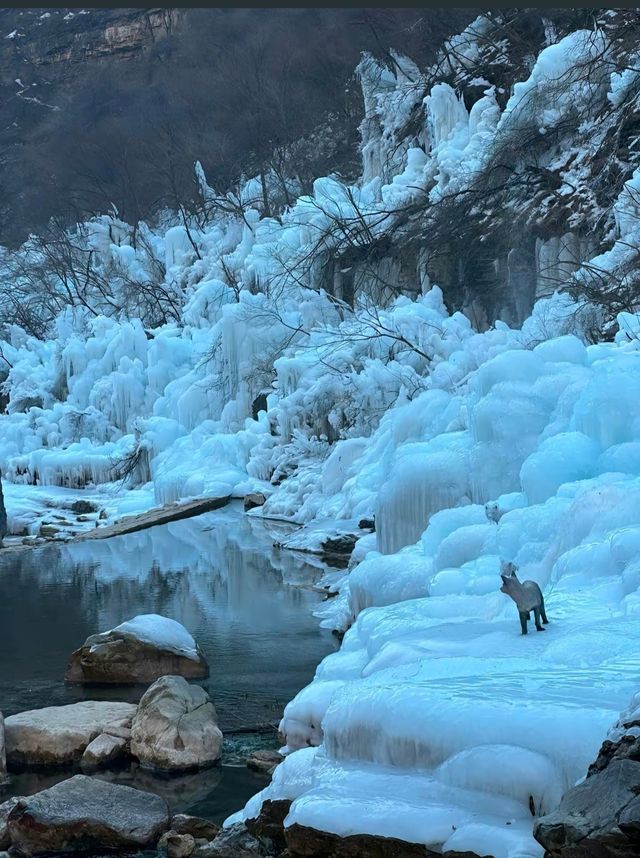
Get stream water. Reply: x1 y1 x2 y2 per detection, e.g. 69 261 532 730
0 503 336 824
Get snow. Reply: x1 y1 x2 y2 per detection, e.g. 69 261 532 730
110 614 200 660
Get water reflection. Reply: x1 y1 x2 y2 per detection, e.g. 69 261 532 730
0 505 335 729
0 504 336 823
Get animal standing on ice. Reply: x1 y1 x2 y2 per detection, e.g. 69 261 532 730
500 561 549 635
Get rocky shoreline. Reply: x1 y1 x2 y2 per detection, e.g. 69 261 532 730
2 660 640 856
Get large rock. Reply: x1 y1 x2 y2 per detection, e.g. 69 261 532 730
535 692 640 857
4 701 136 769
6 774 169 855
534 759 640 857
131 675 223 772
65 614 209 685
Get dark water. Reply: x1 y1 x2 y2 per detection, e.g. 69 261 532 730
0 503 336 823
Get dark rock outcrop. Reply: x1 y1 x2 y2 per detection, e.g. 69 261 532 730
284 823 484 857
5 774 169 855
534 759 640 857
535 695 640 858
246 799 291 853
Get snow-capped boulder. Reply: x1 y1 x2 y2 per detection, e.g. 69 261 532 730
5 775 169 855
65 614 209 685
4 701 136 768
80 732 129 770
131 675 222 772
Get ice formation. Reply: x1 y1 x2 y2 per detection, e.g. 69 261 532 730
1 15 640 858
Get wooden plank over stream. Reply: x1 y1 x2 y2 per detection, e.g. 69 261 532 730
76 494 232 541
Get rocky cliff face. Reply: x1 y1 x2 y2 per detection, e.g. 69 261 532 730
0 8 179 84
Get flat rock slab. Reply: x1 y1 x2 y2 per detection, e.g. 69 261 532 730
6 774 169 855
4 701 137 769
76 495 231 541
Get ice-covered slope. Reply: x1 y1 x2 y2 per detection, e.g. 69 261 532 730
229 323 640 857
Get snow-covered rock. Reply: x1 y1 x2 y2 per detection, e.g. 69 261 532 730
65 614 208 684
4 701 136 768
131 675 222 772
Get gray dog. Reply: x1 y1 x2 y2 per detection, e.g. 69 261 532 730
500 561 548 635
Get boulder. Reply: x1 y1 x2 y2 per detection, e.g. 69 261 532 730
65 614 208 685
534 759 640 856
6 774 169 855
4 701 136 769
80 732 129 770
131 675 223 772
244 492 266 511
194 823 261 857
158 830 197 858
0 798 21 850
246 748 283 774
171 814 219 841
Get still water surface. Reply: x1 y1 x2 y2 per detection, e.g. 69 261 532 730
0 504 335 823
